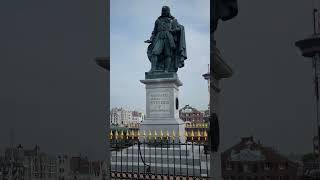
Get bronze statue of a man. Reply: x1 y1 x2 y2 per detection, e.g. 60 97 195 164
145 6 187 74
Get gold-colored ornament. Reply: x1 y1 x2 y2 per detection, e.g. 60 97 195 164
115 130 119 140
110 130 113 140
197 130 201 141
148 130 152 140
171 130 176 139
191 130 195 141
204 131 208 141
154 130 158 140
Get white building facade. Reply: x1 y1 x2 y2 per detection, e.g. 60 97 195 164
110 108 144 127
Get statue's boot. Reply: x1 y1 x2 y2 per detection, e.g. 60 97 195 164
164 57 171 73
149 56 157 72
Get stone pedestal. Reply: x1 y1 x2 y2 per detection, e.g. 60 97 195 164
140 77 185 142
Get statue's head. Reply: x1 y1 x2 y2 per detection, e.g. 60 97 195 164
161 6 171 17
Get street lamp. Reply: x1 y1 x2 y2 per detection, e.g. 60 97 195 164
295 3 320 158
95 57 110 71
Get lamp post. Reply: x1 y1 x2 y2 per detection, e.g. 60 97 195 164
211 0 238 179
295 2 320 160
95 57 110 71
203 64 210 114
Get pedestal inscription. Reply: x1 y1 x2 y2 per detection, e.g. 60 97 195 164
140 78 185 142
149 92 170 116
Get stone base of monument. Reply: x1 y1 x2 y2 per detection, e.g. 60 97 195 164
110 143 210 177
140 77 186 142
145 71 178 79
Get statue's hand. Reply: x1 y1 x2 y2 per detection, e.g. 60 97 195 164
144 40 152 43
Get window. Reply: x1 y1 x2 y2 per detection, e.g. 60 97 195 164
243 164 249 172
238 164 244 172
225 176 234 180
264 162 271 170
279 163 287 170
226 162 233 170
252 164 258 173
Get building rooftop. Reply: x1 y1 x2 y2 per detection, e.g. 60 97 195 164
222 136 297 165
179 105 201 113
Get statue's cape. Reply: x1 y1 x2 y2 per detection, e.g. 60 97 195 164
175 25 187 69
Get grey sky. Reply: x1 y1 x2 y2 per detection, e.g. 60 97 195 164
216 1 315 154
110 0 210 113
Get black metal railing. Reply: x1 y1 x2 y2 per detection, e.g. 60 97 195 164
109 130 210 180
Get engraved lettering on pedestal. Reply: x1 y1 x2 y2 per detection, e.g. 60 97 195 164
149 92 170 116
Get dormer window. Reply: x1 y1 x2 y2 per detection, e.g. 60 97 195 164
264 162 271 170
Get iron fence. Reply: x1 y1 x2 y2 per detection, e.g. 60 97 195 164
109 130 210 180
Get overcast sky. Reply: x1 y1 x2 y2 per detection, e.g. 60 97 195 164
110 0 210 113
0 0 317 160
216 0 316 154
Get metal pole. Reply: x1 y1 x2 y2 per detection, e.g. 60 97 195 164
313 0 320 162
209 0 217 177
314 54 320 161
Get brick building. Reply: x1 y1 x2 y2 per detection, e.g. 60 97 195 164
179 104 204 123
57 154 70 180
69 155 105 180
221 137 302 180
